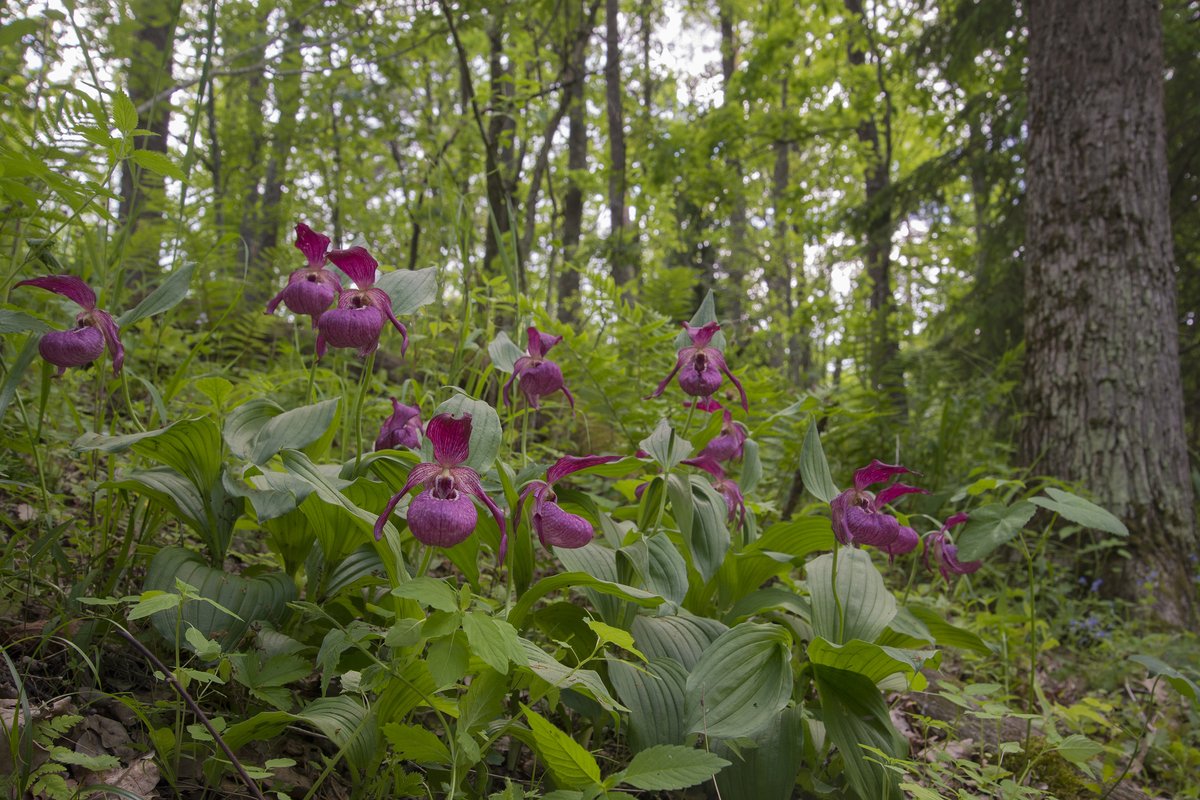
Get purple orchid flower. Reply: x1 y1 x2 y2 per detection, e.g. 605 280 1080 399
648 322 748 410
924 512 982 581
514 455 622 550
16 276 124 377
265 223 342 325
374 413 506 551
317 246 408 358
829 460 927 556
374 399 424 451
683 455 747 529
697 401 748 462
502 326 575 410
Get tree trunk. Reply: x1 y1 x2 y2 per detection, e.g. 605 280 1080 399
117 0 181 293
770 76 807 386
1022 0 1197 625
719 1 747 332
845 0 905 415
605 0 634 290
557 1 592 324
484 15 519 290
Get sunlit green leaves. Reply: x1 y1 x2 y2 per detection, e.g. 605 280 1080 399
1030 487 1128 536
521 704 601 789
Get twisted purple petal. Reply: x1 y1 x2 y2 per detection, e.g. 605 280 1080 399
646 350 687 400
709 348 749 411
16 276 97 310
853 460 912 491
526 326 562 359
328 246 379 287
93 309 124 375
294 223 331 267
546 454 623 486
875 482 928 508
683 321 720 348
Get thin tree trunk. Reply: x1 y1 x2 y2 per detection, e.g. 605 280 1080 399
605 0 634 290
117 0 181 291
719 1 746 331
557 0 596 324
845 0 904 415
484 15 519 290
1022 0 1197 625
771 76 807 386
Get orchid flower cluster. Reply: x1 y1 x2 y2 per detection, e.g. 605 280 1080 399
831 460 983 580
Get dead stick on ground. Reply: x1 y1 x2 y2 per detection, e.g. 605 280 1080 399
115 626 267 800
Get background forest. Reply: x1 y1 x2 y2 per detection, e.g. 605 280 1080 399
1 0 1199 798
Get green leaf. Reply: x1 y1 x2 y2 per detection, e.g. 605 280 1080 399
741 438 762 493
744 517 835 559
184 626 221 661
640 419 693 472
116 262 195 327
814 666 906 800
799 420 838 503
131 149 185 181
372 266 437 315
617 745 730 791
521 704 602 789
631 614 727 671
607 657 688 752
391 577 459 612
508 570 663 628
488 330 527 373
686 477 731 583
519 641 626 712
1030 488 1128 536
1053 733 1104 766
382 722 452 764
432 394 503 472
808 549 897 645
713 705 806 800
224 397 341 465
1130 654 1200 706
112 91 137 134
127 590 182 620
906 605 991 655
807 637 931 690
462 612 527 674
0 336 39 422
0 309 49 334
585 620 645 660
956 501 1037 561
685 622 793 739
142 546 295 650
223 695 376 773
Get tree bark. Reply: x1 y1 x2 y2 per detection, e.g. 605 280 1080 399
605 0 635 290
1022 0 1197 625
484 14 520 291
557 1 593 324
117 0 181 292
845 0 905 415
718 1 747 332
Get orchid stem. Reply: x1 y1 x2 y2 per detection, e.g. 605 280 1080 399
520 406 530 466
830 538 845 643
353 352 376 471
682 401 697 439
305 352 318 404
417 545 433 578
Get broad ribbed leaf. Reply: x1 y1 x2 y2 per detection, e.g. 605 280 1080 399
807 637 931 690
224 398 340 465
685 623 792 739
808 549 896 645
641 419 693 472
713 705 806 800
907 605 991 655
223 695 376 773
508 569 662 628
687 477 730 582
608 656 688 751
814 666 906 800
487 330 526 373
745 517 835 559
799 421 838 503
632 614 727 671
372 266 436 314
618 745 730 791
0 309 49 333
117 262 194 327
143 546 294 650
956 501 1037 561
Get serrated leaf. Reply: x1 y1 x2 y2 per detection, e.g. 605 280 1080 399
463 612 527 674
521 704 601 789
1053 733 1103 765
112 92 137 134
391 577 459 611
1030 488 1127 536
618 745 730 791
131 149 184 181
585 620 645 661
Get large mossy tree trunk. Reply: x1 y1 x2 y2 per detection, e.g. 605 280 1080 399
1022 0 1197 625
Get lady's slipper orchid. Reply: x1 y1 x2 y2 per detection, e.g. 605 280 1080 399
265 223 342 324
515 455 621 550
683 455 747 529
648 322 748 410
374 399 423 451
16 276 124 377
317 246 408 358
924 512 982 581
698 402 748 462
374 413 505 550
503 326 575 410
829 460 926 556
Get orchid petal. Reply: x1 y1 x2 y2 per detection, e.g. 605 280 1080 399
513 482 544 532
16 276 97 310
843 505 902 548
683 321 720 348
546 454 622 486
647 351 687 399
327 246 379 287
942 512 969 530
503 357 531 407
852 459 912 491
364 288 408 355
294 223 331 267
686 398 724 413
682 455 726 480
561 383 576 412
94 310 124 375
426 413 472 467
453 466 507 559
535 502 595 549
710 348 749 411
526 326 562 359
875 482 928 508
